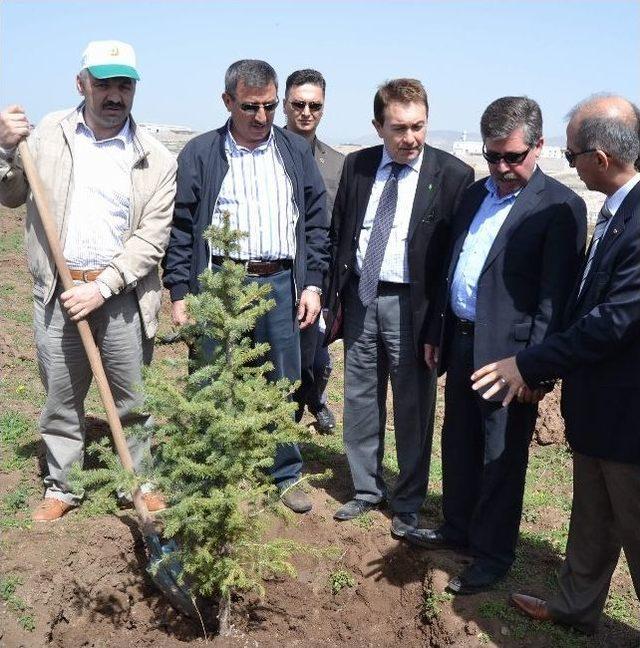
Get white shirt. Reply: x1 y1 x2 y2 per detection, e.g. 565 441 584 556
210 125 298 262
602 172 640 227
356 147 423 283
63 111 134 270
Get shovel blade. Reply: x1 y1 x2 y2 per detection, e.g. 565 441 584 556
145 534 199 618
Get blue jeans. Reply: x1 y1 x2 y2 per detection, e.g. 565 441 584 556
197 267 303 486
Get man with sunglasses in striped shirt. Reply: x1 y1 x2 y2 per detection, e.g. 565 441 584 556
163 59 329 514
284 69 344 435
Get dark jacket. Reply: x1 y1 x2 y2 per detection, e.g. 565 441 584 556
325 144 474 354
163 124 328 301
314 137 344 219
431 168 587 395
517 180 640 464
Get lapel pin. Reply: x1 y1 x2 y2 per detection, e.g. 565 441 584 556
428 183 433 191
613 228 618 234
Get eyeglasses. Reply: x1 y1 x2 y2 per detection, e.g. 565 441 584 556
482 145 531 165
289 100 324 113
238 100 279 114
563 148 598 166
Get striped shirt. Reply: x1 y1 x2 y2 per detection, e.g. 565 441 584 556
63 111 134 269
356 147 423 283
209 125 298 262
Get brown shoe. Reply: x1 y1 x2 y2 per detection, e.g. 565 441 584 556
143 491 167 512
510 593 552 621
32 498 74 522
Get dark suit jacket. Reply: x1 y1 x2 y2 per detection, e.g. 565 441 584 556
430 168 587 399
324 144 474 354
314 137 344 220
518 179 640 464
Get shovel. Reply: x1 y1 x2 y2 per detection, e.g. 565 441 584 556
17 140 198 619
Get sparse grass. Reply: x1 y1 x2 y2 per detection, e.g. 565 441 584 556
420 588 452 622
329 569 355 594
0 574 36 632
351 512 374 530
0 411 35 471
0 230 23 255
478 600 589 648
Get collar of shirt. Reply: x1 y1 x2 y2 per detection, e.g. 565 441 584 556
76 108 132 146
484 175 522 205
605 173 640 216
226 120 274 154
379 146 423 176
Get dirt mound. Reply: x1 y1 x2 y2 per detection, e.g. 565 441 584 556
534 384 566 446
0 496 454 648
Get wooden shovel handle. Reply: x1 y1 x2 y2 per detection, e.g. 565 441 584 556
17 140 155 530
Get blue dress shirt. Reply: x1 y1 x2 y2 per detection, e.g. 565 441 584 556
450 177 520 321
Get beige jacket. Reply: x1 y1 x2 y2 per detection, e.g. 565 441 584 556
0 106 177 338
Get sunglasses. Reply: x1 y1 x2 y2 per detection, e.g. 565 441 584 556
563 148 598 166
289 100 324 113
239 100 279 114
482 145 531 165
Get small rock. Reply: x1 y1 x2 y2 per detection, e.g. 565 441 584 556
465 621 479 635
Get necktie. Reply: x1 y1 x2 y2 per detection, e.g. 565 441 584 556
358 161 405 306
578 203 612 296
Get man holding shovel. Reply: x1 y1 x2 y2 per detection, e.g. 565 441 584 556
0 40 177 521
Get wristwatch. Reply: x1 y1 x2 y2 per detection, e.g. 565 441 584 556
304 285 323 296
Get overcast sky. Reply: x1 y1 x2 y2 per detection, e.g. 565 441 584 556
1 0 638 145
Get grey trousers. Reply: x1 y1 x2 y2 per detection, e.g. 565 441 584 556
549 452 640 634
343 278 436 513
34 286 154 505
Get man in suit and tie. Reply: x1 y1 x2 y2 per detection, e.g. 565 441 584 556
407 96 587 595
284 69 344 433
325 78 474 537
472 94 640 634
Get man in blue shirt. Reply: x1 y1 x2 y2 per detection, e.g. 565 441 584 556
408 96 587 595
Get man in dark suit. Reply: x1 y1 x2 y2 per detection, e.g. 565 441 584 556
284 69 344 433
325 78 473 537
472 94 640 634
407 96 587 594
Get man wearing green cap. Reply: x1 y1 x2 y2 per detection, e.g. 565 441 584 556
0 40 177 521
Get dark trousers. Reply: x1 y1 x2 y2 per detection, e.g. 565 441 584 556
197 267 303 486
343 277 436 513
295 319 333 419
548 453 640 634
441 326 537 575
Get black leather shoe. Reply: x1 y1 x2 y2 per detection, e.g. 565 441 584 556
446 563 504 595
391 512 418 538
279 481 313 513
334 498 380 521
313 405 336 433
404 527 466 550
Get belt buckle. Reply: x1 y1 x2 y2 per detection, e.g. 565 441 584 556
81 269 92 282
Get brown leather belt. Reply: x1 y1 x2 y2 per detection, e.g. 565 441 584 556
211 256 292 276
69 268 104 282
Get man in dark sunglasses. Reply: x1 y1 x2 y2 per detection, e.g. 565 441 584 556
284 69 344 435
407 96 587 596
163 59 330 514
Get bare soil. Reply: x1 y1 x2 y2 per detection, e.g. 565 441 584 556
1 206 638 648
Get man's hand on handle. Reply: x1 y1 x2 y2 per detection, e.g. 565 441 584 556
60 283 105 322
0 105 30 149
